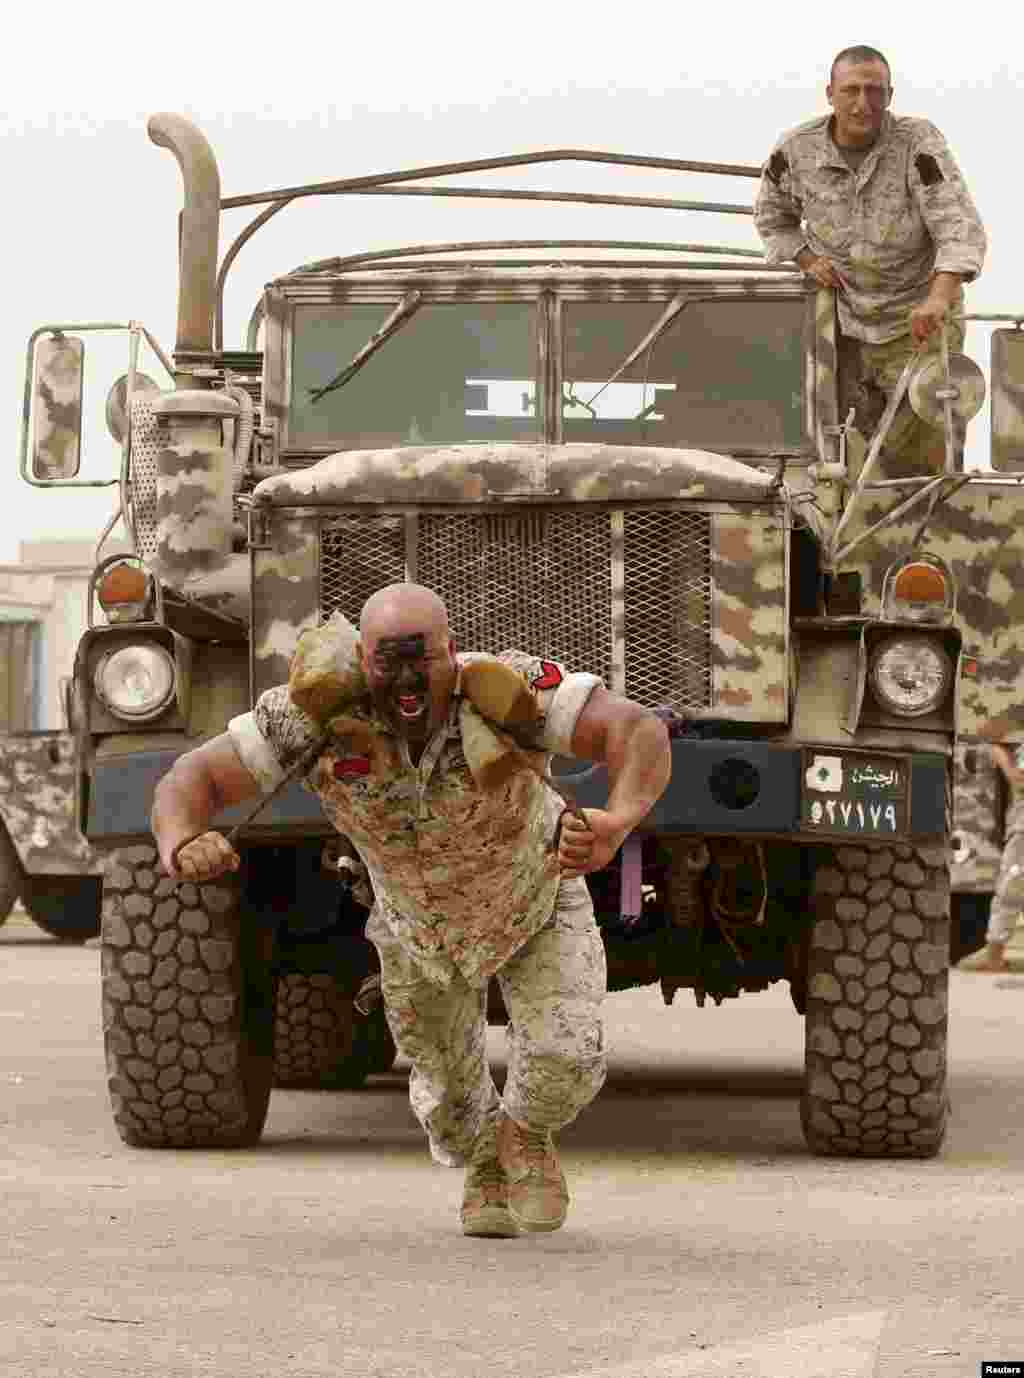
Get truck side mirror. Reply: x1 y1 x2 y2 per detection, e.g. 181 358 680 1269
31 334 85 480
990 328 1024 472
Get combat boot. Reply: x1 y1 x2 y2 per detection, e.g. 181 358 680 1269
461 1120 519 1238
497 1112 569 1233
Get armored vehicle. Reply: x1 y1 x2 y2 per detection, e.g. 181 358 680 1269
20 114 1024 1156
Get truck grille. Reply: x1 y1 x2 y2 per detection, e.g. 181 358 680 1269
319 508 712 712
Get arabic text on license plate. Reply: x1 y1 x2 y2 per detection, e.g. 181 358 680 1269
801 751 906 836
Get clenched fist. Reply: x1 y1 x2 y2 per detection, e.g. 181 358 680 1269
164 830 240 883
557 808 631 878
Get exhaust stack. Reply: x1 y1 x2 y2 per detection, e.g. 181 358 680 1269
145 115 242 601
147 113 221 366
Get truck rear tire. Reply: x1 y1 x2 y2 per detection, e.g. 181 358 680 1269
274 971 396 1088
101 843 274 1148
802 842 949 1157
21 875 102 943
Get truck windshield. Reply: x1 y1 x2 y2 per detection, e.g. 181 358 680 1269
562 299 805 451
289 303 539 450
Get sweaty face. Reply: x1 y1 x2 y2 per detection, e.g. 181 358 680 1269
364 630 457 742
827 59 891 148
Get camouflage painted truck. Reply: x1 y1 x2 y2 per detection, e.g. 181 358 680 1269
0 671 103 942
0 731 103 942
21 113 1024 1157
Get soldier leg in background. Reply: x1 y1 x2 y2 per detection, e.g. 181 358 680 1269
962 829 1024 973
495 875 607 1233
838 320 967 481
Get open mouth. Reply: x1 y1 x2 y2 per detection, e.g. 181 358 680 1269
396 693 427 721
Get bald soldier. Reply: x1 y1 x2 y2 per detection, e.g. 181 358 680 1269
151 584 671 1238
754 45 986 476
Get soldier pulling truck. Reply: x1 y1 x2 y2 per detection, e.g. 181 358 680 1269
19 112 1024 1155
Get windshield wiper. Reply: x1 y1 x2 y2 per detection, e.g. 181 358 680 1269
583 292 689 409
309 289 423 404
562 383 597 419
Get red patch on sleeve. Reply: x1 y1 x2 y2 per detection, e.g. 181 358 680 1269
333 756 371 779
531 660 563 691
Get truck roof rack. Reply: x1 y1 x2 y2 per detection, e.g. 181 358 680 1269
215 148 766 348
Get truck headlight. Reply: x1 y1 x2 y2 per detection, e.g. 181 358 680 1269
94 643 176 722
868 637 953 717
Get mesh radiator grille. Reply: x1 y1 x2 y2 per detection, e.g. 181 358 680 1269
418 511 614 683
320 515 407 619
622 508 712 710
319 508 713 713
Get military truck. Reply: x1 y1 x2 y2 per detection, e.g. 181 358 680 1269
20 113 1024 1157
0 655 103 941
0 733 104 941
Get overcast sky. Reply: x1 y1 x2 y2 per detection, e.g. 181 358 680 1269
3 1 1020 564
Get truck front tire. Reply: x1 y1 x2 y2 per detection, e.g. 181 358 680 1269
101 844 274 1148
802 842 950 1157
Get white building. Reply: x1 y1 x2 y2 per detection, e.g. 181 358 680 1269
0 539 130 731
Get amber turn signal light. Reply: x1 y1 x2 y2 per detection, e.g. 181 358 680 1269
891 562 947 604
97 562 150 623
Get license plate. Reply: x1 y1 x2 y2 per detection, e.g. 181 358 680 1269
800 750 907 837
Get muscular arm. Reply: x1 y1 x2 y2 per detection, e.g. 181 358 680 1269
151 733 262 880
557 687 670 877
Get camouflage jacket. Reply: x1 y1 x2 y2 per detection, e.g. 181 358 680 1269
228 652 601 988
753 113 986 343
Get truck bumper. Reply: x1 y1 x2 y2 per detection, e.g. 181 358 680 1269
563 739 947 843
85 740 948 847
85 748 328 847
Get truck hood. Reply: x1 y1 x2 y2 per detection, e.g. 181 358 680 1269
252 442 778 507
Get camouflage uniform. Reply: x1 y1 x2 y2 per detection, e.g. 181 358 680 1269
988 746 1024 946
754 113 986 474
228 651 607 1166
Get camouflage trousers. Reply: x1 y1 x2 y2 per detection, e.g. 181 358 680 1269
838 319 966 480
988 823 1024 944
367 875 607 1168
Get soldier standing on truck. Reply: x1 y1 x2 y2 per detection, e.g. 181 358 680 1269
753 44 987 476
961 742 1024 973
150 583 670 1238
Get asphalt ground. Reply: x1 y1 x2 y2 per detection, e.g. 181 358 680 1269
3 908 1024 1378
